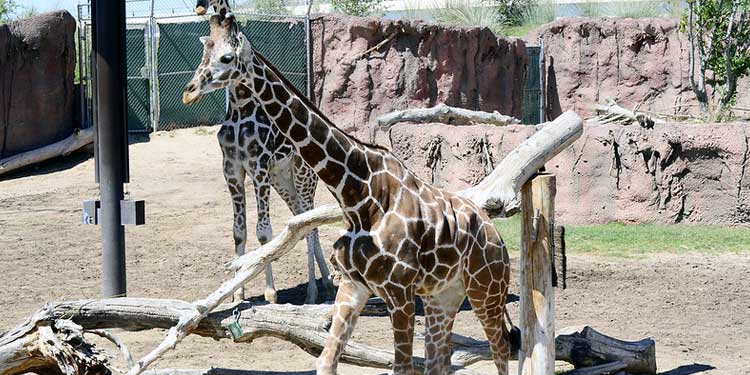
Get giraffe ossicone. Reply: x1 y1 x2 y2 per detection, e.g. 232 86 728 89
187 11 516 375
183 11 334 305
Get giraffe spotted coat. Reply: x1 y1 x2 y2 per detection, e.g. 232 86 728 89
184 13 514 375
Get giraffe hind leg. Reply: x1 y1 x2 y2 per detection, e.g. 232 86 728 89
463 241 511 375
270 157 320 304
421 279 466 375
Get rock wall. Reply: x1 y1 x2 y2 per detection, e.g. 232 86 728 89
0 11 77 159
528 17 750 120
390 122 750 225
310 14 528 144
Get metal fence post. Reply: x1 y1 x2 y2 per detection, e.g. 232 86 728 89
147 17 160 131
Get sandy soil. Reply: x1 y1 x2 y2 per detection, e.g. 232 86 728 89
1 127 748 375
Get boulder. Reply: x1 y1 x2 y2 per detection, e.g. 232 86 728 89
527 17 750 120
310 14 528 145
389 121 750 225
0 11 77 159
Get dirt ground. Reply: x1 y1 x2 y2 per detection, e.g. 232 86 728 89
1 127 748 375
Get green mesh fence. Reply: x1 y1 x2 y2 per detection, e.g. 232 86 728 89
155 14 308 131
523 46 542 125
126 26 152 132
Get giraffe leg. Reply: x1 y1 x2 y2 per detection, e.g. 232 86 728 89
292 156 335 301
316 279 369 375
378 285 418 375
251 166 277 304
421 280 466 375
221 151 247 302
464 232 511 374
270 158 319 304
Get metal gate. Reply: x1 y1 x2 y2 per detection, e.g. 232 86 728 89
523 45 545 125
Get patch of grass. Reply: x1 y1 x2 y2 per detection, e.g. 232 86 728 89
431 0 505 35
493 216 750 257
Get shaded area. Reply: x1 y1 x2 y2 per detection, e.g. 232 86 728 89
659 364 716 375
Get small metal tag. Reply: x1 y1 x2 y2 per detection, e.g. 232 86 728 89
227 320 243 340
227 308 243 340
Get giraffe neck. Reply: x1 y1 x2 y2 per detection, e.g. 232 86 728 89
241 51 391 213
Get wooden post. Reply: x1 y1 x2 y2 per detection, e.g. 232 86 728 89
519 173 556 375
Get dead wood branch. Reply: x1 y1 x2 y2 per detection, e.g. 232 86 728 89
0 128 93 177
87 329 135 369
1 299 655 375
0 309 114 375
458 110 584 217
377 103 521 129
594 98 666 128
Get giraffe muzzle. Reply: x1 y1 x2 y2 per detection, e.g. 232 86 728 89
182 82 203 105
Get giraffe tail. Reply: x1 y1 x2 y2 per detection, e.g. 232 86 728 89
504 308 522 355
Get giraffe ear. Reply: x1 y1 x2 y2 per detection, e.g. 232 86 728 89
199 36 210 45
237 33 252 59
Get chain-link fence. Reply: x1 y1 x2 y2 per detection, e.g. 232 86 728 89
77 1 309 132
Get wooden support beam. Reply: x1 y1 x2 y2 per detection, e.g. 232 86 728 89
519 173 556 375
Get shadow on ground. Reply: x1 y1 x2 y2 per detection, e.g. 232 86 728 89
660 364 716 375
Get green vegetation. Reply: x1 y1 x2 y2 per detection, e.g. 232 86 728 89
331 0 384 17
574 0 662 18
0 0 16 23
494 216 750 257
432 0 504 34
684 0 750 121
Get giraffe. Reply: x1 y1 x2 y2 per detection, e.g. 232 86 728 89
183 8 334 305
183 14 516 375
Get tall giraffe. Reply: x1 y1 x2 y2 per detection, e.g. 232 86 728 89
183 8 334 304
183 14 514 375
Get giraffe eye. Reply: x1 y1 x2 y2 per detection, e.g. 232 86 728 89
220 53 235 64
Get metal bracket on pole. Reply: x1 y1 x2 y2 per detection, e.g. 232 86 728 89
83 199 146 226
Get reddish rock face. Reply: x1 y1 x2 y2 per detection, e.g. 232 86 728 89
390 121 750 225
0 11 76 159
310 14 528 145
527 17 750 121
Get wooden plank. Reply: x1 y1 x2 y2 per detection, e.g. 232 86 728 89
519 173 556 375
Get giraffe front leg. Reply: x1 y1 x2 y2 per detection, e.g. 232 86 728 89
316 279 369 375
251 168 277 304
222 156 247 302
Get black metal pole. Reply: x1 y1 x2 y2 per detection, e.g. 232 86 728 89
93 0 127 297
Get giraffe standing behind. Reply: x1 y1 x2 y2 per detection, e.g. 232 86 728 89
184 5 334 304
184 14 516 375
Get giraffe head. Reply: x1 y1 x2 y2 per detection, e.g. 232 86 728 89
182 14 250 105
194 0 230 16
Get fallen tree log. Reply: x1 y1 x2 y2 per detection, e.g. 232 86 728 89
0 127 93 177
0 299 656 374
594 98 665 128
377 103 521 129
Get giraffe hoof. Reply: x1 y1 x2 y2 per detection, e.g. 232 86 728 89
264 289 277 304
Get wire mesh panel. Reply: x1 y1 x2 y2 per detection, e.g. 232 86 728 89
154 14 309 131
236 14 308 93
126 25 152 132
156 18 225 130
523 45 542 125
78 1 309 133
